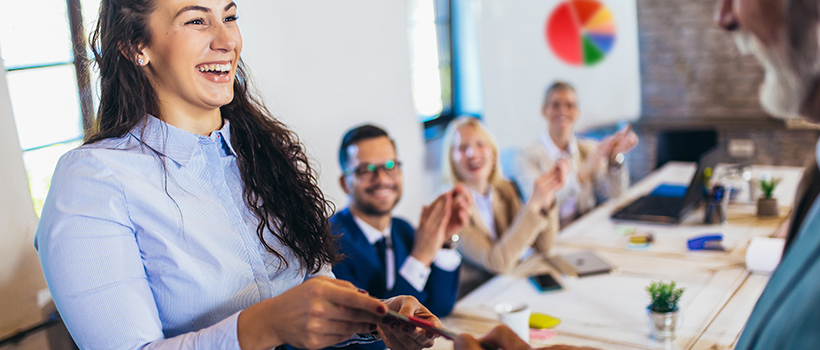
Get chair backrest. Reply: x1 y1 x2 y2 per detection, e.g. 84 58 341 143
499 146 524 200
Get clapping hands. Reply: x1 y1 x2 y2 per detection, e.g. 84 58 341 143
579 125 638 184
412 184 473 265
527 159 569 214
600 125 638 158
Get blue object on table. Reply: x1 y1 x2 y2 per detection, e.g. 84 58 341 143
649 183 688 198
704 186 728 224
688 234 724 250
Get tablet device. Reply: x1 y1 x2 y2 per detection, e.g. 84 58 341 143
550 251 613 277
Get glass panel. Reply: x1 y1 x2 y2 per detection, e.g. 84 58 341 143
0 0 73 68
81 0 103 115
80 0 102 62
433 0 452 115
408 0 444 120
87 60 101 116
452 0 483 116
80 0 102 35
23 141 82 217
7 65 83 150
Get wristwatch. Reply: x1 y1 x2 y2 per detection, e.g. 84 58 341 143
540 197 557 217
442 234 459 249
610 152 625 168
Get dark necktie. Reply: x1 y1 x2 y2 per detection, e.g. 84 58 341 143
784 159 820 254
374 236 395 290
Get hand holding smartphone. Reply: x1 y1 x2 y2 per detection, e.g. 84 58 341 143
383 310 498 350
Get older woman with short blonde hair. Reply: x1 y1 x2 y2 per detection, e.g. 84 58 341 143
441 117 567 294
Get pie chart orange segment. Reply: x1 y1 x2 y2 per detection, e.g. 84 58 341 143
546 2 583 66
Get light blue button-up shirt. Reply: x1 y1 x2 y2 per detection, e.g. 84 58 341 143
35 116 329 349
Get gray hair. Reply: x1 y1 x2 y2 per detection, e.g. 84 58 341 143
542 81 577 111
786 0 820 106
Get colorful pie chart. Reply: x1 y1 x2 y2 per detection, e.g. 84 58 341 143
546 0 616 66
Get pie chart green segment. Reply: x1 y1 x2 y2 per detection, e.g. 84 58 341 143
582 35 605 65
546 0 616 67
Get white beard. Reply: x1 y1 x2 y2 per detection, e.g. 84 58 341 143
733 31 806 120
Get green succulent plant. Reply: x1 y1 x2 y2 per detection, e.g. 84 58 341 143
759 177 781 199
646 281 684 313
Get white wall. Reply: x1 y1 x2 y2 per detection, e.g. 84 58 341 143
0 49 48 338
240 1 428 223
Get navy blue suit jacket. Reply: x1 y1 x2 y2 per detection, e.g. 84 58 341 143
331 208 460 317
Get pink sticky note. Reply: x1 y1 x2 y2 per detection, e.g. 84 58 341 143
530 328 558 341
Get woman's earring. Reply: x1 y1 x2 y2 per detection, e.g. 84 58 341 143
137 58 144 66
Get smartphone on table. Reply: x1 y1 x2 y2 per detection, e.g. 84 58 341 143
529 273 562 292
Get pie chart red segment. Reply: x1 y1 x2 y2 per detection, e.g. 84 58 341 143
546 2 582 66
570 0 602 25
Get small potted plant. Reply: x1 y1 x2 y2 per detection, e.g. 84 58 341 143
646 281 684 341
757 177 781 217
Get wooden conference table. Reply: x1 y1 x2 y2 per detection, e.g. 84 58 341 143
434 162 804 350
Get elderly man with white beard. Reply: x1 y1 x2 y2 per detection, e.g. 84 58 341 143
717 0 820 349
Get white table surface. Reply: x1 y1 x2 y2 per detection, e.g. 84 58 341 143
434 162 805 350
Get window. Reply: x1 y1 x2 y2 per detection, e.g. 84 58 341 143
408 0 452 123
408 0 483 138
0 0 100 215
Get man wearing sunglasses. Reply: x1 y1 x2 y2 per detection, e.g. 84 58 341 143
331 125 471 325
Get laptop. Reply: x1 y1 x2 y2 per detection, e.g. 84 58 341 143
611 148 720 224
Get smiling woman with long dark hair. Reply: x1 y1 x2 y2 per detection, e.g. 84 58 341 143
34 1 439 349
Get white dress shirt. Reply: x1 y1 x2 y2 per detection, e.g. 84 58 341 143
470 187 497 241
352 214 461 292
539 131 583 224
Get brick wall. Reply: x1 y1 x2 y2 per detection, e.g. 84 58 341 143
627 0 820 181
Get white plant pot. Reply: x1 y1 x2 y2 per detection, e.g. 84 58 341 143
647 308 679 341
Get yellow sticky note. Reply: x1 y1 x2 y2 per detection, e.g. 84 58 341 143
529 312 561 329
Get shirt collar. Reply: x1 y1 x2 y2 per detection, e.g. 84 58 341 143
129 115 236 166
469 186 493 203
351 211 392 245
215 120 237 156
539 131 578 160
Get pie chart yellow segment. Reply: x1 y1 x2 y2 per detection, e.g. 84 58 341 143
585 7 613 29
